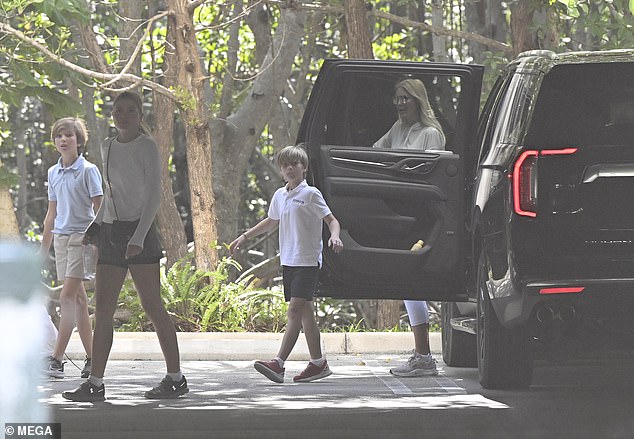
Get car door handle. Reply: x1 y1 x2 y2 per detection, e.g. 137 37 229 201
396 159 436 173
582 163 634 183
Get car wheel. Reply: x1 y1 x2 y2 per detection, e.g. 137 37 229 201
476 251 533 389
441 302 477 367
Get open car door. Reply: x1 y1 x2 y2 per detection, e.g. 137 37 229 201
298 60 483 301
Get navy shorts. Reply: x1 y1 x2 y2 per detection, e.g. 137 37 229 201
97 222 163 268
282 265 320 302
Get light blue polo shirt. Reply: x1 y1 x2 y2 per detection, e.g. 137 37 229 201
47 155 103 234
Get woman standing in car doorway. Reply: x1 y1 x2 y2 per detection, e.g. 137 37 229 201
374 78 445 377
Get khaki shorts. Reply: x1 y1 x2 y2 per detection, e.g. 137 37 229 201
53 233 87 280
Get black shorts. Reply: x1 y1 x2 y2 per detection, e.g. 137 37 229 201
97 222 163 268
282 265 320 302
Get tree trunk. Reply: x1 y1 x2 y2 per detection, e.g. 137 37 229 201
153 95 188 267
150 2 188 268
431 0 448 62
0 159 19 239
14 118 29 231
118 0 143 75
465 0 507 63
510 0 539 56
344 0 374 58
344 0 399 330
166 0 218 271
212 8 306 247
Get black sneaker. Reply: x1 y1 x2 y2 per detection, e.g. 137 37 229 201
62 380 105 402
144 376 189 399
45 356 65 379
81 357 92 379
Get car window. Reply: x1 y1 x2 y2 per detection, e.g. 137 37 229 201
476 73 511 166
525 62 634 147
322 71 465 152
480 71 541 167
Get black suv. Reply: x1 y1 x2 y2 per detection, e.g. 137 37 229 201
297 49 634 389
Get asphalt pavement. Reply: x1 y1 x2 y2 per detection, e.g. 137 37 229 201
28 332 634 439
34 332 443 439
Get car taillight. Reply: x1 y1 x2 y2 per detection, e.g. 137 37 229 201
539 286 585 294
513 150 539 217
512 148 578 218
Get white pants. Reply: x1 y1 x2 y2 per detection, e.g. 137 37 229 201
404 300 429 326
41 305 58 355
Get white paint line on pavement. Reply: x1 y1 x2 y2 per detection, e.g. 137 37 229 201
433 376 468 395
363 360 468 397
363 359 413 395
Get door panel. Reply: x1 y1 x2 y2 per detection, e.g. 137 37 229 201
298 60 483 300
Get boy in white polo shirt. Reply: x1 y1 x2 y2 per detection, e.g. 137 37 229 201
40 117 103 379
229 144 343 383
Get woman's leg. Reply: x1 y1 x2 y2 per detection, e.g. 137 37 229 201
404 300 431 355
90 264 128 378
129 263 180 373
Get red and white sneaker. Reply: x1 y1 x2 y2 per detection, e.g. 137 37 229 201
254 359 285 383
293 360 332 383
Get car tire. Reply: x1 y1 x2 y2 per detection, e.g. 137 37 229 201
476 251 533 389
441 302 477 367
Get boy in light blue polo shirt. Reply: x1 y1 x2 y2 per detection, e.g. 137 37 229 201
40 117 103 379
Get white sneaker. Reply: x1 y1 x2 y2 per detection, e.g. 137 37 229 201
390 352 438 377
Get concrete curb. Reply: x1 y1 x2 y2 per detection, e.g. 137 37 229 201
65 332 442 361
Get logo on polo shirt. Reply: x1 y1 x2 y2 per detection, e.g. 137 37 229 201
292 199 305 205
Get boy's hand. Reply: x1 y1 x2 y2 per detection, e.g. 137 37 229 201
328 236 343 253
229 235 246 255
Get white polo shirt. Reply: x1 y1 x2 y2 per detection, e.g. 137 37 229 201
268 180 332 267
47 155 103 234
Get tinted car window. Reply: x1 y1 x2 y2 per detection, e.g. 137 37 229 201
480 71 541 167
525 62 634 147
322 72 465 151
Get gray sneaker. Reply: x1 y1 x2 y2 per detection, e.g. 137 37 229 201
45 356 65 379
390 352 438 377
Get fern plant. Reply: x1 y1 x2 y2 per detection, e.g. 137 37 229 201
160 254 208 331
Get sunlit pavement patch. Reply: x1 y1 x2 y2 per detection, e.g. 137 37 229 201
162 394 509 410
40 359 509 411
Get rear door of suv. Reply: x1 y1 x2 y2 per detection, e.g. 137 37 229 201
518 61 634 281
297 60 483 301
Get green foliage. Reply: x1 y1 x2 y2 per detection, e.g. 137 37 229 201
117 278 147 331
0 165 18 189
314 297 361 331
195 256 249 332
116 254 289 333
112 253 384 333
550 0 634 50
173 86 196 113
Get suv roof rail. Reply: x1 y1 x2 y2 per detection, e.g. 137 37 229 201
517 50 557 59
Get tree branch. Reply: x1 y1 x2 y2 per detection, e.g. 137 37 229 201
264 0 513 54
188 0 206 14
0 21 176 99
102 10 171 88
